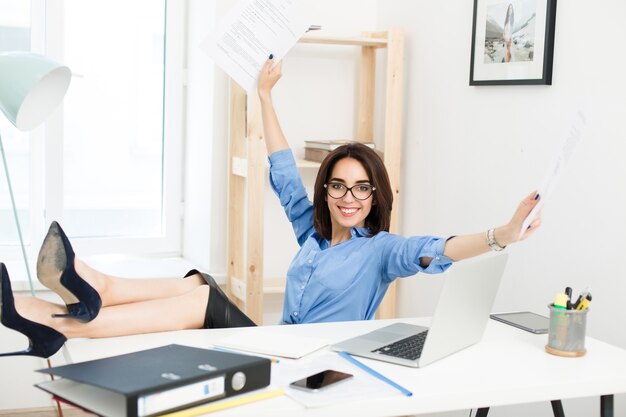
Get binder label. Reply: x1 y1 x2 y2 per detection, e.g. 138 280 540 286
137 375 226 416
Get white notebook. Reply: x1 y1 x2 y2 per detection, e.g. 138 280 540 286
214 329 329 359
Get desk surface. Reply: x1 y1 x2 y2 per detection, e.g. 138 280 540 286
62 318 626 417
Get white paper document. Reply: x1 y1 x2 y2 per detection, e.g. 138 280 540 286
520 111 586 237
202 0 311 92
213 328 329 359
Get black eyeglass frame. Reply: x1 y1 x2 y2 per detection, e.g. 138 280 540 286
323 182 376 200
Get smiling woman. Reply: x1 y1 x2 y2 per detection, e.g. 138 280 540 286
257 58 542 326
315 149 390 245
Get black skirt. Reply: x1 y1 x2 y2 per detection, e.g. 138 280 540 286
184 270 257 329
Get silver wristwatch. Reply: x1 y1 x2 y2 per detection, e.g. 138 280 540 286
487 228 506 251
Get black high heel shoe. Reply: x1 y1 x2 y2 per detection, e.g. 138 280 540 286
0 263 67 358
36 221 102 323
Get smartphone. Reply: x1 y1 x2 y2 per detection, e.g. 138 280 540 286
289 369 353 392
490 311 550 334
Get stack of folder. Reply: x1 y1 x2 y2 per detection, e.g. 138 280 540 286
36 344 271 417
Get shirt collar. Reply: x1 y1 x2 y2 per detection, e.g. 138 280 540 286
351 227 370 237
315 227 371 249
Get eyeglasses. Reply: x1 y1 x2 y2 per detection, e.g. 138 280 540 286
324 182 376 200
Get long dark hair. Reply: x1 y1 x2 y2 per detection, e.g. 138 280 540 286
313 143 393 239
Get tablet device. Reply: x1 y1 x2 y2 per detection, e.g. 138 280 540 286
490 311 549 334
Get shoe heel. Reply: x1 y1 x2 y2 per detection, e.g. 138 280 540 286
0 263 67 358
51 309 91 322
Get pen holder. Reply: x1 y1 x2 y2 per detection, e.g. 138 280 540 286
545 305 588 357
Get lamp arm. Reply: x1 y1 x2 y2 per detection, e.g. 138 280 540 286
0 132 35 296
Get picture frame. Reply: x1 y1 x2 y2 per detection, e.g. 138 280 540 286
469 0 557 85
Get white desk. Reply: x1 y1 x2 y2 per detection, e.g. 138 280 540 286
61 318 626 417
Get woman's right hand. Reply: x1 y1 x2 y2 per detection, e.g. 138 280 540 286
257 56 289 154
258 57 283 101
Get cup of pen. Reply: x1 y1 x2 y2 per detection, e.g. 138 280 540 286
545 303 588 357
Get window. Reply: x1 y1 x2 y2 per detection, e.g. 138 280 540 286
0 0 184 272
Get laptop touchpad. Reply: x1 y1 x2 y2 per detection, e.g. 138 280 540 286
366 325 428 342
366 331 401 342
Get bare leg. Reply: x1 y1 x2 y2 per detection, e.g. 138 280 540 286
37 221 206 308
75 260 206 307
14 285 210 339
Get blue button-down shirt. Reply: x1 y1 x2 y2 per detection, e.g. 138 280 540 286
269 149 453 324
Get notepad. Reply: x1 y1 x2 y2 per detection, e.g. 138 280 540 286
214 329 329 359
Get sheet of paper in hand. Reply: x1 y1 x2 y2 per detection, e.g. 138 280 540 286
520 110 586 238
201 0 311 92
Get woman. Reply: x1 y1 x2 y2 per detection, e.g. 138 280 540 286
502 3 515 63
258 57 539 324
0 59 541 358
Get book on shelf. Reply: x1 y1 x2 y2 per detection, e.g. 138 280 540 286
35 344 271 417
303 147 331 163
304 140 376 151
304 141 380 163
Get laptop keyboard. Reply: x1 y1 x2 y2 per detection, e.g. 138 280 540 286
372 331 429 361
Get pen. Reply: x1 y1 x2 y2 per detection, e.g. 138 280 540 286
576 294 592 310
211 346 280 363
565 287 573 309
572 287 591 309
338 351 413 397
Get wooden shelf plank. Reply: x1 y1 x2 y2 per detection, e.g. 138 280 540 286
296 159 321 169
264 277 286 294
232 156 320 174
298 35 387 48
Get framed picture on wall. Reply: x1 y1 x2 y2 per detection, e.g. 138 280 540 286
469 0 557 85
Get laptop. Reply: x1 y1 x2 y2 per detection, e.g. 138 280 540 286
331 253 508 367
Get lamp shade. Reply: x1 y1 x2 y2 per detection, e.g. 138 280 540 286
0 52 71 131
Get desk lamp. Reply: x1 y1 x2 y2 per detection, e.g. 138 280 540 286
0 52 71 295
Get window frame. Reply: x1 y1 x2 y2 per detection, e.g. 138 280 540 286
1 0 186 267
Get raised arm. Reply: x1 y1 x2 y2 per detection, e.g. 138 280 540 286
258 57 289 155
442 191 542 262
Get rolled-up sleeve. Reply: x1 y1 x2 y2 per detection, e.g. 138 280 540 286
378 233 453 281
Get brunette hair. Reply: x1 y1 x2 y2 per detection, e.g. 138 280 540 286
313 143 393 239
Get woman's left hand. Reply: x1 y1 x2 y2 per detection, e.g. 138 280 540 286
497 191 542 246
